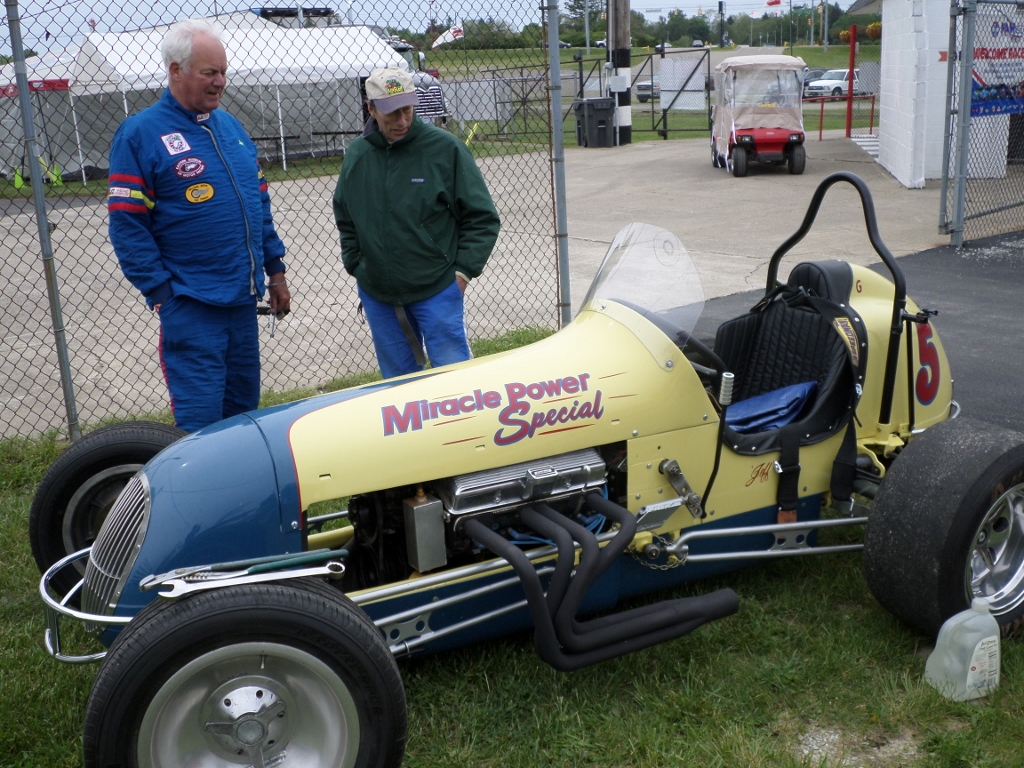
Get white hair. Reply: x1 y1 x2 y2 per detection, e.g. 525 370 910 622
161 19 222 73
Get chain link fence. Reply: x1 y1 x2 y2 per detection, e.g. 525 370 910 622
942 0 1024 244
1 0 559 439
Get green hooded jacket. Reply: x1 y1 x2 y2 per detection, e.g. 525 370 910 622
333 115 500 305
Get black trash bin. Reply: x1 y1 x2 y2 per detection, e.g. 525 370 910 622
572 97 616 148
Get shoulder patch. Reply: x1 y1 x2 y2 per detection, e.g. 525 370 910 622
108 186 132 198
160 132 191 155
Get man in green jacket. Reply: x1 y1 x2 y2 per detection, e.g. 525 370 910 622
333 67 500 378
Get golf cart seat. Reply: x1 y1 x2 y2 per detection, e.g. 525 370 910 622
712 260 863 456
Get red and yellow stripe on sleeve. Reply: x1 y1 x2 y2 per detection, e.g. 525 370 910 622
108 174 155 215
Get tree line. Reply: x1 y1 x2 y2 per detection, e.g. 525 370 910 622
385 3 879 52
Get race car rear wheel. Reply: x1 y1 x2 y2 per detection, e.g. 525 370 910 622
29 421 185 595
864 418 1024 637
788 145 806 175
731 146 748 177
83 579 406 768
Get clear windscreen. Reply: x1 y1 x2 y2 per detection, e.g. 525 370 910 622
579 223 704 340
731 68 802 106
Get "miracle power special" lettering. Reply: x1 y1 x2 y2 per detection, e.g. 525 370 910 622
381 373 605 445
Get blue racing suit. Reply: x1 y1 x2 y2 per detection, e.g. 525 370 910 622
108 90 286 432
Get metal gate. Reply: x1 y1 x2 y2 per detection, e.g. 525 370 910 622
1 0 563 439
941 0 1024 245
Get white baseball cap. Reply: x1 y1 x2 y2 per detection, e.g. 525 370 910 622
365 68 419 114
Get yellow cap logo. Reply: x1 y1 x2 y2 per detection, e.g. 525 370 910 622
384 76 405 95
185 183 214 203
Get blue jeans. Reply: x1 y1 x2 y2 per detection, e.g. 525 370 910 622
358 281 471 378
157 295 260 432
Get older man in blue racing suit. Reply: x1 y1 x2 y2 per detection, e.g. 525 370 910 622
108 19 290 432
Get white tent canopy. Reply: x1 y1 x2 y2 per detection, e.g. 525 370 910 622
73 25 410 95
2 18 410 180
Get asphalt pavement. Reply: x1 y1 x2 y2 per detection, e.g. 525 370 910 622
564 136 1024 432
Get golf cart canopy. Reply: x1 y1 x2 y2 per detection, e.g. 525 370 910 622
713 54 806 145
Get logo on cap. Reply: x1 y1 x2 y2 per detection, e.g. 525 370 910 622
384 77 406 95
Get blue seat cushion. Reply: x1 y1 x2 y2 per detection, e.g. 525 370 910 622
725 381 817 434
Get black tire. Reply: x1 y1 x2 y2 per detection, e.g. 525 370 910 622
83 579 407 768
731 146 748 177
29 421 185 594
711 144 719 168
788 144 806 175
864 418 1024 637
638 96 649 103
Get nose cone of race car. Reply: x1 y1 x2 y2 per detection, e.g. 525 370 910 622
112 414 300 617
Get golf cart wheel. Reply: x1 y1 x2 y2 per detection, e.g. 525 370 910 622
731 146 748 177
788 145 806 175
29 421 185 594
864 418 1024 637
83 579 407 768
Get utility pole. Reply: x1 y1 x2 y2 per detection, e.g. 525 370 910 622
719 1 725 47
823 0 829 52
788 0 793 55
810 2 814 48
585 0 592 52
609 0 632 143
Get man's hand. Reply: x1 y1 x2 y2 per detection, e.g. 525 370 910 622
267 272 291 315
456 275 468 294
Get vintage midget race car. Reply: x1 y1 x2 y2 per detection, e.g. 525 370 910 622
34 173 1024 768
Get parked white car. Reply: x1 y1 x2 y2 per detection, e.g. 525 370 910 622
803 68 862 99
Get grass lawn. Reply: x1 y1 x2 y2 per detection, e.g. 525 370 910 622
3 323 1023 767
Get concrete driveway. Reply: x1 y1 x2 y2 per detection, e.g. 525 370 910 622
563 135 945 311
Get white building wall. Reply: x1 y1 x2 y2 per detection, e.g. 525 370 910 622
877 0 949 188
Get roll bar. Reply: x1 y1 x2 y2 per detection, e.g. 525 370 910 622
765 172 906 427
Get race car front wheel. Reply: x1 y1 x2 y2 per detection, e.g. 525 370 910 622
864 418 1024 637
83 579 407 768
29 421 185 597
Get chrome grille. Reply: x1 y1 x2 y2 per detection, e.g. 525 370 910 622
83 472 151 620
416 86 447 118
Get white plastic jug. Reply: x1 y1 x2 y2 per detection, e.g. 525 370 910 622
924 597 1001 701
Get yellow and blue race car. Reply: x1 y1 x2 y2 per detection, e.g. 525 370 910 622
33 173 1024 768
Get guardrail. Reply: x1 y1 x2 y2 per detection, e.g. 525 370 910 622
802 93 877 141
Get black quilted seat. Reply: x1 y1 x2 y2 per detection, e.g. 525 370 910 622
712 263 860 455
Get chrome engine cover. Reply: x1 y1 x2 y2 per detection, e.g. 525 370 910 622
438 448 606 518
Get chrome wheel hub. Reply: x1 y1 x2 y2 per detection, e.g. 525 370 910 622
203 679 291 766
967 481 1024 616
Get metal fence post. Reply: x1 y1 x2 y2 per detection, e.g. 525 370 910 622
545 2 572 327
4 0 81 440
950 0 977 248
938 0 961 235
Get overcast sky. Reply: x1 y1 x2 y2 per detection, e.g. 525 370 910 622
3 0 850 57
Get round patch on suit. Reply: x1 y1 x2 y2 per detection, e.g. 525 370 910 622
185 183 214 203
174 157 206 179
